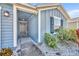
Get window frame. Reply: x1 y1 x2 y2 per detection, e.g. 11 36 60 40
50 16 63 34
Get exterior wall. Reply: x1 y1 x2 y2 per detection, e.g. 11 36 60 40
0 3 69 48
28 15 38 42
0 4 13 48
0 7 1 48
40 9 68 42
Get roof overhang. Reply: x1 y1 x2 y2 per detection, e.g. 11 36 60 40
36 5 71 21
14 3 37 15
17 3 71 21
68 17 79 23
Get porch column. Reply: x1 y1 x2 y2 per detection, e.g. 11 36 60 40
38 10 41 43
13 4 17 47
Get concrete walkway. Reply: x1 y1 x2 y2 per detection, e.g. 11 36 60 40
16 37 44 56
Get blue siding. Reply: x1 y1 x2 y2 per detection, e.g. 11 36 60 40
0 7 1 48
40 9 68 41
46 10 50 33
0 4 13 48
28 15 38 42
63 19 67 28
41 11 46 42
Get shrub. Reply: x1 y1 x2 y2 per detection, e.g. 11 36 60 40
44 33 58 48
76 28 79 38
54 27 62 32
56 28 69 41
0 48 13 56
56 27 77 42
68 28 77 42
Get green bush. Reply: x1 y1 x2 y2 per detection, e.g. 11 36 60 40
44 28 77 48
44 33 58 48
56 27 77 42
0 48 13 56
56 28 69 41
68 28 77 42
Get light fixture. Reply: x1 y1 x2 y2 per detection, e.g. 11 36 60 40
22 19 25 21
4 11 10 17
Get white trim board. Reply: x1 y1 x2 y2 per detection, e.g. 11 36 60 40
53 16 61 19
13 4 17 47
37 7 57 11
38 10 41 43
15 4 37 15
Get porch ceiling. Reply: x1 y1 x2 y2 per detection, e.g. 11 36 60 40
17 10 33 21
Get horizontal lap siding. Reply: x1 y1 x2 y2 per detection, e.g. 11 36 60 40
0 7 1 48
0 4 13 48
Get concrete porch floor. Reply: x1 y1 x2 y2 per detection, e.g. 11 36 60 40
15 37 44 56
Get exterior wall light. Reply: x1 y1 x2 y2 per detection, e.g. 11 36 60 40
22 19 25 21
4 11 10 17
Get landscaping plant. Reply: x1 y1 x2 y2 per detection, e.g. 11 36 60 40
0 48 13 56
76 28 79 38
68 28 77 42
44 33 58 48
44 28 77 48
56 27 77 42
56 27 69 41
76 28 79 47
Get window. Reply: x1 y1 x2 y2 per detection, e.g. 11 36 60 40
50 16 63 33
61 19 63 27
54 16 61 30
50 17 54 33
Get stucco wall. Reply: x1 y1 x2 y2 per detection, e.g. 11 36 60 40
40 9 68 42
0 4 13 48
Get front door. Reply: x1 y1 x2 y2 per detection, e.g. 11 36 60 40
18 21 27 38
